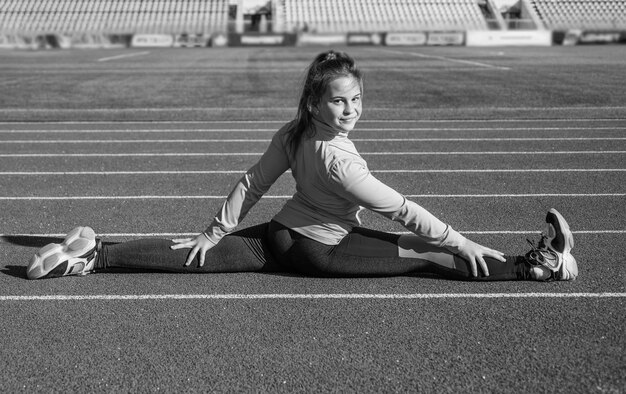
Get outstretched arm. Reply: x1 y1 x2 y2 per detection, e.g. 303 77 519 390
171 129 291 266
331 160 505 277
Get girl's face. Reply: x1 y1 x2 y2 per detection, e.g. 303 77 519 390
315 76 362 133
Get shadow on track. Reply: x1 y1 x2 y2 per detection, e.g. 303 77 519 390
2 265 27 279
1 235 65 248
1 235 121 249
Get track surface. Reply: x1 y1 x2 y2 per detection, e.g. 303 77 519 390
0 46 625 393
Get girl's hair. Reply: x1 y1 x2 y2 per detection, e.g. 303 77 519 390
286 50 363 157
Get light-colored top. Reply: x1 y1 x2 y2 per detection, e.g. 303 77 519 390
203 118 467 253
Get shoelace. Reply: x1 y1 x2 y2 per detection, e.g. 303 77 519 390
526 234 545 255
525 236 559 281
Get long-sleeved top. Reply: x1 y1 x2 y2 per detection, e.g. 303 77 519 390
203 118 467 253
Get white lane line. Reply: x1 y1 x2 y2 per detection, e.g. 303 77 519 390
1 193 623 201
373 169 626 173
3 67 307 74
1 118 624 125
1 169 624 175
2 230 625 238
0 129 279 133
1 106 625 112
0 171 252 175
375 47 511 70
1 293 624 301
1 127 623 134
0 107 295 112
97 51 150 62
4 139 272 143
3 137 625 143
2 66 513 74
1 151 624 158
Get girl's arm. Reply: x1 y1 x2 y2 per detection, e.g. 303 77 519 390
171 130 291 266
330 160 505 276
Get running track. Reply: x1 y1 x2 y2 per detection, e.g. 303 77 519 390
0 46 624 393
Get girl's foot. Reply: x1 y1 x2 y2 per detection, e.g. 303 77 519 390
526 209 578 281
27 226 98 279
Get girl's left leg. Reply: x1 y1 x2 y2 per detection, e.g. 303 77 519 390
268 222 529 280
395 231 529 280
335 228 529 280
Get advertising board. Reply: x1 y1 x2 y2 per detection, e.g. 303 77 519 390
384 32 427 46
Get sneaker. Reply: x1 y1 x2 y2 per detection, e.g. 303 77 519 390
27 226 98 280
525 209 578 281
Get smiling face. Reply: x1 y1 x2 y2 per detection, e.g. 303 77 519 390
314 76 362 133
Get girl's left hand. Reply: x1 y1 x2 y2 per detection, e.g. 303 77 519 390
457 239 506 277
170 233 215 267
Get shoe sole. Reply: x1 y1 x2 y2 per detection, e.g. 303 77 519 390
546 208 574 254
27 226 96 279
546 209 577 280
562 254 578 281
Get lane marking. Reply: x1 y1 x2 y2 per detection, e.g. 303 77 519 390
0 129 279 133
1 127 623 134
1 118 624 125
1 193 623 201
3 230 625 238
1 293 624 301
2 138 274 143
2 67 340 74
97 51 150 62
4 107 267 112
375 48 511 70
1 169 624 176
1 106 625 112
1 66 511 73
3 137 625 143
373 169 626 173
1 151 624 158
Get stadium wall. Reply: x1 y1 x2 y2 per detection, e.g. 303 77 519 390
2 30 626 50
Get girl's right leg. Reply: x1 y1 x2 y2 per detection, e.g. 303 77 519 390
98 223 282 274
27 223 282 279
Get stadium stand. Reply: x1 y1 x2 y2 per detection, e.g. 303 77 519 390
0 0 230 34
525 0 626 30
1 0 625 48
271 0 490 33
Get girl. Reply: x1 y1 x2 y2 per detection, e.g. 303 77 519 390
27 51 577 282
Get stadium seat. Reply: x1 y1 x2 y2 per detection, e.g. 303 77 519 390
0 0 230 35
527 0 626 30
272 0 489 33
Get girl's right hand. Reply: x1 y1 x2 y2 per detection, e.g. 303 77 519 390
170 233 216 267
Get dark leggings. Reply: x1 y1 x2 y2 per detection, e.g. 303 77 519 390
99 223 281 274
99 220 528 280
265 221 527 280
